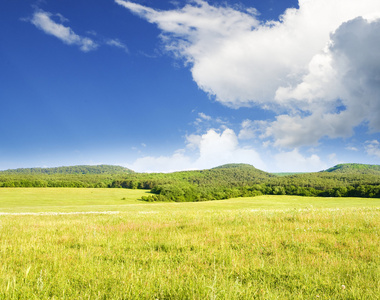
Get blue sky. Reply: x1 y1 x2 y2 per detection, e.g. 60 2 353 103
1 0 380 172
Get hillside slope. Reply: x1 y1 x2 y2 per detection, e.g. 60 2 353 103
0 165 134 175
323 163 380 175
111 163 274 189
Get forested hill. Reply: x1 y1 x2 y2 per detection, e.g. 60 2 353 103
206 163 274 184
110 163 275 189
323 163 380 175
0 163 273 189
212 163 269 174
0 165 134 175
1 163 380 200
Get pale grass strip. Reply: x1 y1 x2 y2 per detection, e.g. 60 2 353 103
247 207 380 213
0 207 377 217
0 211 120 216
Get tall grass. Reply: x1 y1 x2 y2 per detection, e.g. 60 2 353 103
0 201 379 299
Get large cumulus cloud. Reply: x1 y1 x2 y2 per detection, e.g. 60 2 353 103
116 0 380 148
272 17 380 147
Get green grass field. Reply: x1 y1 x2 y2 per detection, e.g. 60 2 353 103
0 188 379 299
0 188 151 213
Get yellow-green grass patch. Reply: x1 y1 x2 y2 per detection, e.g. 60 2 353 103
1 188 380 214
0 188 151 213
0 206 379 299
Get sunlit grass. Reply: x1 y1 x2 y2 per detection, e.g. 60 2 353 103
1 188 380 213
0 188 379 298
0 188 150 213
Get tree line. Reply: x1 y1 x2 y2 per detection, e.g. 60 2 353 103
1 163 380 201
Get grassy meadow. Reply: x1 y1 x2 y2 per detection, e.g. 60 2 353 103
0 188 151 213
0 188 379 299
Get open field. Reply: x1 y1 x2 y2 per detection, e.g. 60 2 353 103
1 187 380 213
0 188 151 213
0 188 379 299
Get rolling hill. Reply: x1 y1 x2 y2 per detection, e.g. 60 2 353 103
1 163 379 200
323 163 380 175
0 165 134 175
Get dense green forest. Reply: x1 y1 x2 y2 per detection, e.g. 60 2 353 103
0 163 379 201
2 165 134 175
323 163 380 174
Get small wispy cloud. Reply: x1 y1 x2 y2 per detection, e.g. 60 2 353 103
345 146 358 151
238 119 268 140
192 112 227 133
28 9 129 54
106 38 129 53
30 9 98 52
198 112 211 121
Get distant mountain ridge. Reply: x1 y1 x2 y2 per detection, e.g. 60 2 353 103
0 165 134 175
323 163 380 175
2 162 380 175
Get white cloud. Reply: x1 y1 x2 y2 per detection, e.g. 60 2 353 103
106 38 129 53
127 128 266 172
116 0 380 148
127 150 192 173
263 110 359 148
238 119 268 140
194 112 211 126
127 121 336 173
273 149 327 173
30 9 98 52
365 140 380 158
190 128 266 170
29 9 129 54
270 17 380 147
198 112 211 121
193 111 228 132
116 0 380 105
345 146 358 151
238 120 255 140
